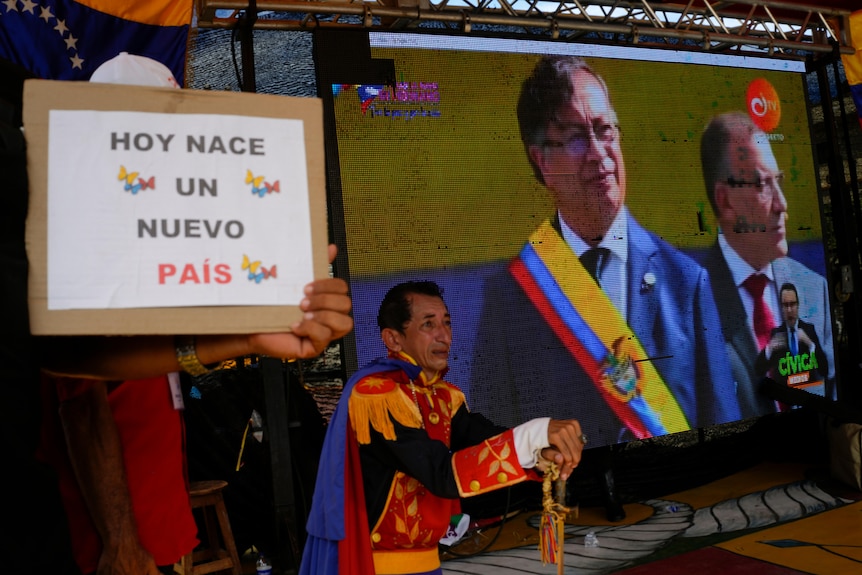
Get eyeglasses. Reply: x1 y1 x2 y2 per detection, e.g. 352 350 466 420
543 122 620 157
726 171 785 190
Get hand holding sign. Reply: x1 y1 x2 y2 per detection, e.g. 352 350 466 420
42 246 352 378
249 245 353 360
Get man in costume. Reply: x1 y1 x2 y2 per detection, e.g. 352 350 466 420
755 283 828 393
700 111 835 414
469 56 740 446
300 281 586 575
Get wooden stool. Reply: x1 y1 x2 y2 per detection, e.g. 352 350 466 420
175 480 242 575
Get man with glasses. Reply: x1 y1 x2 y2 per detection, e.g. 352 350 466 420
700 111 834 415
470 56 739 451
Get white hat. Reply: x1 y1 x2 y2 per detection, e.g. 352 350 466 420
90 52 180 88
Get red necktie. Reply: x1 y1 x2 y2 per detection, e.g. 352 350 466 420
743 273 776 350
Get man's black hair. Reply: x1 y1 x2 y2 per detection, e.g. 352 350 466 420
779 282 798 300
377 281 445 333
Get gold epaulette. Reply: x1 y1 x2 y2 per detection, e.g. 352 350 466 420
442 382 467 415
348 375 421 444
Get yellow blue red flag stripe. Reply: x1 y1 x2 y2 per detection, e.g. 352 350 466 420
510 220 690 438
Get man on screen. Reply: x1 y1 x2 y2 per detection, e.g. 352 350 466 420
755 282 828 391
699 111 835 416
469 55 740 447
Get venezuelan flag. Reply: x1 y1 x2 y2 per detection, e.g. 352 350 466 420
842 10 862 129
0 0 191 84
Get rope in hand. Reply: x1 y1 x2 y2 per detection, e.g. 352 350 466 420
539 461 570 574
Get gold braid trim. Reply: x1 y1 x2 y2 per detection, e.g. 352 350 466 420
348 376 421 445
446 384 467 414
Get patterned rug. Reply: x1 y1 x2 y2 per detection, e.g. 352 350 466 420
440 461 861 575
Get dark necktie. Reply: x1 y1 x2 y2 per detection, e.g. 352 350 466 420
581 247 610 286
742 273 776 350
789 327 798 356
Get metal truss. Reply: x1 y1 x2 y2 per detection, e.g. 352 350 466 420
195 0 855 59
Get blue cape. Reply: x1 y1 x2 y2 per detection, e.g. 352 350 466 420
299 357 421 575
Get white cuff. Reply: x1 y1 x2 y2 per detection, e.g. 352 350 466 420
512 417 551 468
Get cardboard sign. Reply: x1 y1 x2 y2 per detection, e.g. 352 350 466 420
24 80 329 335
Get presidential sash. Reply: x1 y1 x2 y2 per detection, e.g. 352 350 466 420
509 220 690 439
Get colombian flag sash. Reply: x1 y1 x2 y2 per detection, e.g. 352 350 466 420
509 220 690 439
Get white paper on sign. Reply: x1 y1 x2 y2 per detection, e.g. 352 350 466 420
46 110 313 310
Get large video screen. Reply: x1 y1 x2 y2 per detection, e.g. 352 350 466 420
315 31 836 448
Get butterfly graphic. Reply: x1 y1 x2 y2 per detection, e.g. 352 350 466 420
245 170 280 198
118 166 154 195
242 254 277 283
260 265 277 279
138 176 155 190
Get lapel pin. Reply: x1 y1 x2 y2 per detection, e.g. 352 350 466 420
642 272 657 292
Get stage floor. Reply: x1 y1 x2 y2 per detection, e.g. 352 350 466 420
439 460 862 575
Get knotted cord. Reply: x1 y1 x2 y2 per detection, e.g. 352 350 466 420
539 462 570 574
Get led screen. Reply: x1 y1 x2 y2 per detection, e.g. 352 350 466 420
316 31 835 448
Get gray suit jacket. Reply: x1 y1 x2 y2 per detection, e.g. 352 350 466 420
702 243 835 418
